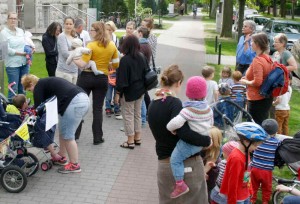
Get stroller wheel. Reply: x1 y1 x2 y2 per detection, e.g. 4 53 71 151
16 148 24 155
41 162 49 171
0 165 27 193
48 161 53 169
18 152 39 177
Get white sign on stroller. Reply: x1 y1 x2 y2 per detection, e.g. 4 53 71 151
45 97 58 131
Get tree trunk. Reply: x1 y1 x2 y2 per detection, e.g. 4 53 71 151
209 0 217 19
273 0 277 17
280 0 286 17
220 0 233 38
237 0 246 39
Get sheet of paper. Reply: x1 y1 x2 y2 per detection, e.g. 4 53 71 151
45 97 58 131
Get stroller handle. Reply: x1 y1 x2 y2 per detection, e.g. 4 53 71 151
277 178 300 185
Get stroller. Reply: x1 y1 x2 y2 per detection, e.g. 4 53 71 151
211 99 254 142
274 131 300 175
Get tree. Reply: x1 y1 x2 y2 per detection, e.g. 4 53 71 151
280 0 286 17
237 0 246 39
220 0 233 38
209 0 218 18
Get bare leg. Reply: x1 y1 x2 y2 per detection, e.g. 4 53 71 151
58 135 67 158
89 61 103 75
64 140 79 163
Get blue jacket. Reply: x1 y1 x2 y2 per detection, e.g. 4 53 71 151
236 35 256 65
260 67 284 98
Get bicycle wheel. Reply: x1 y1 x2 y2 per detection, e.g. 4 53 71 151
0 165 27 193
272 190 288 204
17 152 39 177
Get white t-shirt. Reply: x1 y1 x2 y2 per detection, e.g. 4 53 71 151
275 86 292 110
206 80 218 105
80 30 91 47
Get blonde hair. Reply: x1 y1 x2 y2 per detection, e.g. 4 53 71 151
201 65 215 79
232 70 243 81
204 126 222 162
21 74 39 90
105 21 117 32
221 66 232 77
91 21 110 47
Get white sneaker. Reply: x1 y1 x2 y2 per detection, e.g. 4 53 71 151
116 115 123 120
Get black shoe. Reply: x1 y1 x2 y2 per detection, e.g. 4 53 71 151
105 109 112 117
93 138 105 145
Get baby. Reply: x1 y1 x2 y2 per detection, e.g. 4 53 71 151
66 38 103 75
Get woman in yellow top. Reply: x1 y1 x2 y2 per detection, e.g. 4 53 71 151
74 21 119 144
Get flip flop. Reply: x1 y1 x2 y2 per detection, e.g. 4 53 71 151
134 139 141 145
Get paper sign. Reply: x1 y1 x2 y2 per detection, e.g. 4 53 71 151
45 97 58 131
15 122 30 141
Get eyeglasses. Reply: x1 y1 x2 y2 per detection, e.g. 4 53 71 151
8 18 17 20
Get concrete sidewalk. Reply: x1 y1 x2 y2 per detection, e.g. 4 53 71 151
1 15 213 204
206 54 236 66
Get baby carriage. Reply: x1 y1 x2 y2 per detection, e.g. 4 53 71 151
210 99 254 142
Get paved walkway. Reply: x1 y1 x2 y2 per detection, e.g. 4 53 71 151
1 15 210 204
206 54 236 66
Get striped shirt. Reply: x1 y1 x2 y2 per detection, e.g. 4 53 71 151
251 137 280 171
230 83 247 107
216 159 227 187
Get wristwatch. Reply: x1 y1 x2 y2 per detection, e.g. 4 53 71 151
288 187 294 193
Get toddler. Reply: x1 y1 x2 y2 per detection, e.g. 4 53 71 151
219 66 234 87
230 70 247 109
24 31 35 67
166 76 214 199
251 119 281 204
273 75 292 135
210 141 239 204
66 38 103 75
202 65 218 105
7 94 34 120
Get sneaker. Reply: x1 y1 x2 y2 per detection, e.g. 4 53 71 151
116 115 123 120
114 111 121 116
58 162 81 174
105 109 112 117
51 156 68 166
170 181 189 199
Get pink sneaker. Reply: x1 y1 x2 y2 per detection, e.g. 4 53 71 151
51 156 67 166
170 181 190 199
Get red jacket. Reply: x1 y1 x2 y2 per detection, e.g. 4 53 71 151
220 148 251 204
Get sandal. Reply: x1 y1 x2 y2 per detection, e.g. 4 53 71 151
134 139 141 145
120 142 135 149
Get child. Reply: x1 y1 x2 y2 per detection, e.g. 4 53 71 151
220 122 268 204
219 66 234 87
202 65 218 105
210 141 239 204
166 76 214 198
251 119 281 204
214 83 235 129
230 70 247 109
10 94 67 166
273 75 292 135
24 30 35 68
66 38 103 76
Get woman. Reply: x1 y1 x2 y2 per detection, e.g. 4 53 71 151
115 35 147 149
0 12 28 101
21 74 90 174
56 17 78 84
141 17 157 66
272 33 297 72
42 22 62 77
240 33 273 125
73 21 119 144
148 65 211 203
276 184 300 203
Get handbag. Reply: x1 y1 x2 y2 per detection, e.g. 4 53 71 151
144 54 158 90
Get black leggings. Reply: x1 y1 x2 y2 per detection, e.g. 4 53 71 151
248 97 273 126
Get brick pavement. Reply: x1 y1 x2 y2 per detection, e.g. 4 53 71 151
0 15 208 204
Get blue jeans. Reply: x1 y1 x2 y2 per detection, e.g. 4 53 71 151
219 196 250 204
105 84 119 112
170 139 202 181
283 195 300 204
210 186 227 203
59 93 90 140
141 98 147 125
6 64 29 101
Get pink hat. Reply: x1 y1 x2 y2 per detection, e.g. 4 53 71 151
186 76 207 100
222 141 238 156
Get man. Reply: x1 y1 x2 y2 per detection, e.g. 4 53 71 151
236 20 256 75
74 18 91 47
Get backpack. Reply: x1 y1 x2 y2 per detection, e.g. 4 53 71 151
259 55 289 98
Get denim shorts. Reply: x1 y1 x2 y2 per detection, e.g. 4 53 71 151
58 93 90 140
